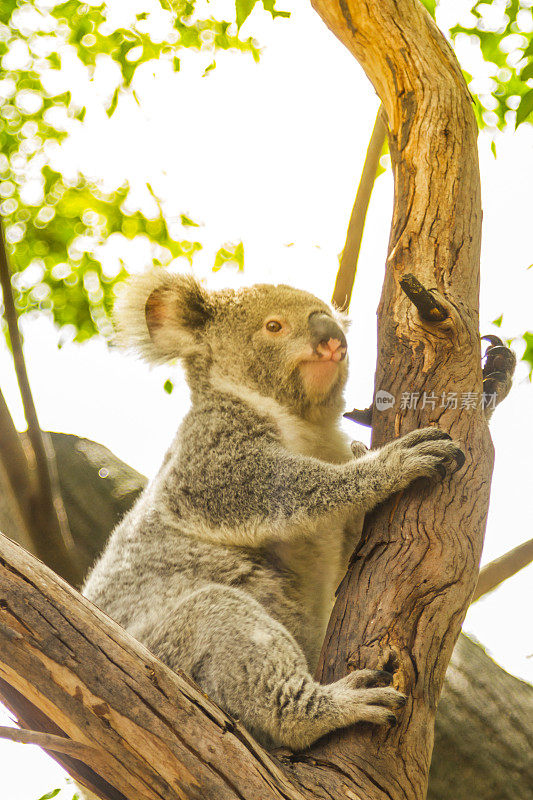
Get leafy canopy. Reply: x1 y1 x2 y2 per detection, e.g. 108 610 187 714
0 0 265 341
0 0 531 371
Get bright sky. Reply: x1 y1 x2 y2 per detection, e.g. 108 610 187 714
1 0 533 797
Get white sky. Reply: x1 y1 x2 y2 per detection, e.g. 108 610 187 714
1 0 532 797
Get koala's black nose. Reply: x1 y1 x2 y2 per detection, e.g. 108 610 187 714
308 313 347 360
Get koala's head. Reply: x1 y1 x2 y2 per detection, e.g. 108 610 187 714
115 270 349 418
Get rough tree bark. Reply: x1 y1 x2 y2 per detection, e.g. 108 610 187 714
0 0 515 798
291 1 488 798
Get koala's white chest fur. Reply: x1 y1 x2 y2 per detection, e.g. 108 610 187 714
217 380 358 664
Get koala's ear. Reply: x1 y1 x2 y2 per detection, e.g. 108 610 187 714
114 270 213 363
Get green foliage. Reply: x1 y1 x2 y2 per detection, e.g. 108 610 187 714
0 0 267 344
420 0 437 19
36 790 61 800
521 331 533 374
447 0 533 129
235 0 290 30
2 164 203 341
45 0 261 87
213 240 244 271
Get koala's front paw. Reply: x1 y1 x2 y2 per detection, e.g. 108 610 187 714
379 427 465 489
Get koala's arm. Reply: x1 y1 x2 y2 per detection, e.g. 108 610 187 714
171 422 464 546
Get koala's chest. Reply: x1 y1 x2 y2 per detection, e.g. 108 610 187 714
267 513 348 644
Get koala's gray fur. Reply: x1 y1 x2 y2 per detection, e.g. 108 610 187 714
83 271 465 751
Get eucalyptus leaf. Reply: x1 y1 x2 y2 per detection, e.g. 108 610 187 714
516 88 533 128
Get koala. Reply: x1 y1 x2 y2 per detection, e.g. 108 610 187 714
82 270 467 751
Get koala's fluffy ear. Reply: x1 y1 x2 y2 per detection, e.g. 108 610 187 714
114 270 213 363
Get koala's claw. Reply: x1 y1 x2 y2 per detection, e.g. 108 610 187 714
334 673 407 729
481 335 516 412
347 668 394 688
435 463 447 479
350 440 369 459
448 446 466 471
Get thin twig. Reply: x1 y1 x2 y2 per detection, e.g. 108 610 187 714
0 388 33 504
0 388 37 546
343 406 373 427
472 537 533 603
332 105 387 311
0 725 99 761
0 216 81 585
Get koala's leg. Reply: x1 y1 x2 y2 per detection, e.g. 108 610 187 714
140 585 405 751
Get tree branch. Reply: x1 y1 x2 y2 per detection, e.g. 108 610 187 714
472 537 533 603
399 273 449 322
332 104 387 311
0 725 100 761
0 217 81 586
0 531 307 800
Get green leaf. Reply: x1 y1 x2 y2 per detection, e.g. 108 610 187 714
521 61 533 83
36 790 61 800
490 140 497 159
107 87 120 117
492 315 503 328
0 0 17 25
419 0 436 18
163 379 174 394
233 241 244 268
516 88 533 128
235 0 257 28
180 214 199 227
173 56 181 72
261 0 290 19
202 60 216 77
521 332 533 376
213 241 244 271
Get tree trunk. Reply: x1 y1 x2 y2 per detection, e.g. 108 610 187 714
0 0 512 797
294 1 488 798
428 634 533 800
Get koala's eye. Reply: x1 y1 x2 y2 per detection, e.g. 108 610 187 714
265 320 283 333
